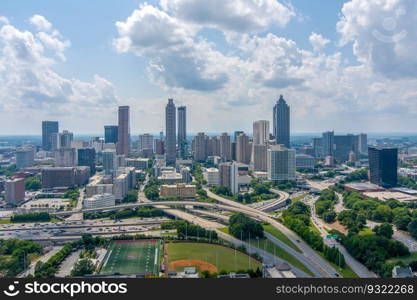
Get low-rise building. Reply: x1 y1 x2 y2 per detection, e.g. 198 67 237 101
84 193 115 209
203 168 220 186
42 167 90 189
160 183 196 199
296 154 315 169
125 158 149 170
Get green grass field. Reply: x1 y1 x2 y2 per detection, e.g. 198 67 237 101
219 227 314 276
166 242 261 272
100 240 161 276
263 224 301 253
387 252 417 265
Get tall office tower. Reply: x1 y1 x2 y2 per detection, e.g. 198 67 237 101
267 145 296 182
273 95 290 148
177 106 187 158
253 144 268 171
55 148 77 167
104 125 118 144
236 133 250 164
234 131 244 142
78 148 96 175
5 178 25 204
60 130 74 148
219 162 239 194
312 137 323 158
16 147 35 170
220 133 231 161
358 133 368 154
253 120 270 146
154 139 165 155
192 133 207 161
334 134 359 162
165 99 176 165
42 121 59 151
138 134 154 151
103 149 117 175
368 147 398 188
322 131 334 157
51 132 60 151
117 106 130 156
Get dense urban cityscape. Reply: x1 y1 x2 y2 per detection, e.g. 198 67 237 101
1 95 417 279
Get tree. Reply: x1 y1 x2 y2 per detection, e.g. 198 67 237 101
229 213 264 240
407 219 417 239
122 190 138 203
70 259 95 277
322 211 337 223
393 212 411 230
373 223 393 239
25 177 41 191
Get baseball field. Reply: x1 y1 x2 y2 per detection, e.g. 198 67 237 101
100 239 161 276
166 242 261 273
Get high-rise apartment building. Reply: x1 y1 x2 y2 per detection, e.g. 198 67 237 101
369 147 398 188
42 121 59 151
104 125 118 144
165 99 176 165
236 133 251 164
273 95 290 148
177 106 187 158
192 133 207 162
116 106 130 156
267 145 296 182
220 133 231 162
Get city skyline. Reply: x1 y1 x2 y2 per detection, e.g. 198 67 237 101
1 0 417 134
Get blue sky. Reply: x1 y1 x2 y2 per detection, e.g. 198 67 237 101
1 0 417 135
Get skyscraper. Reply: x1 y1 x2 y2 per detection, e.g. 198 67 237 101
358 133 368 154
192 133 207 162
369 147 398 188
236 133 250 164
104 125 118 144
253 120 270 146
42 121 59 151
117 106 130 156
322 131 334 157
177 106 187 158
267 145 296 182
60 130 74 148
78 148 96 175
273 95 290 148
103 149 117 176
165 99 176 165
220 133 231 162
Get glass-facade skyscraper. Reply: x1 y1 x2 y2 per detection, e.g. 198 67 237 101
165 99 176 165
369 146 398 188
273 95 290 148
42 121 59 151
